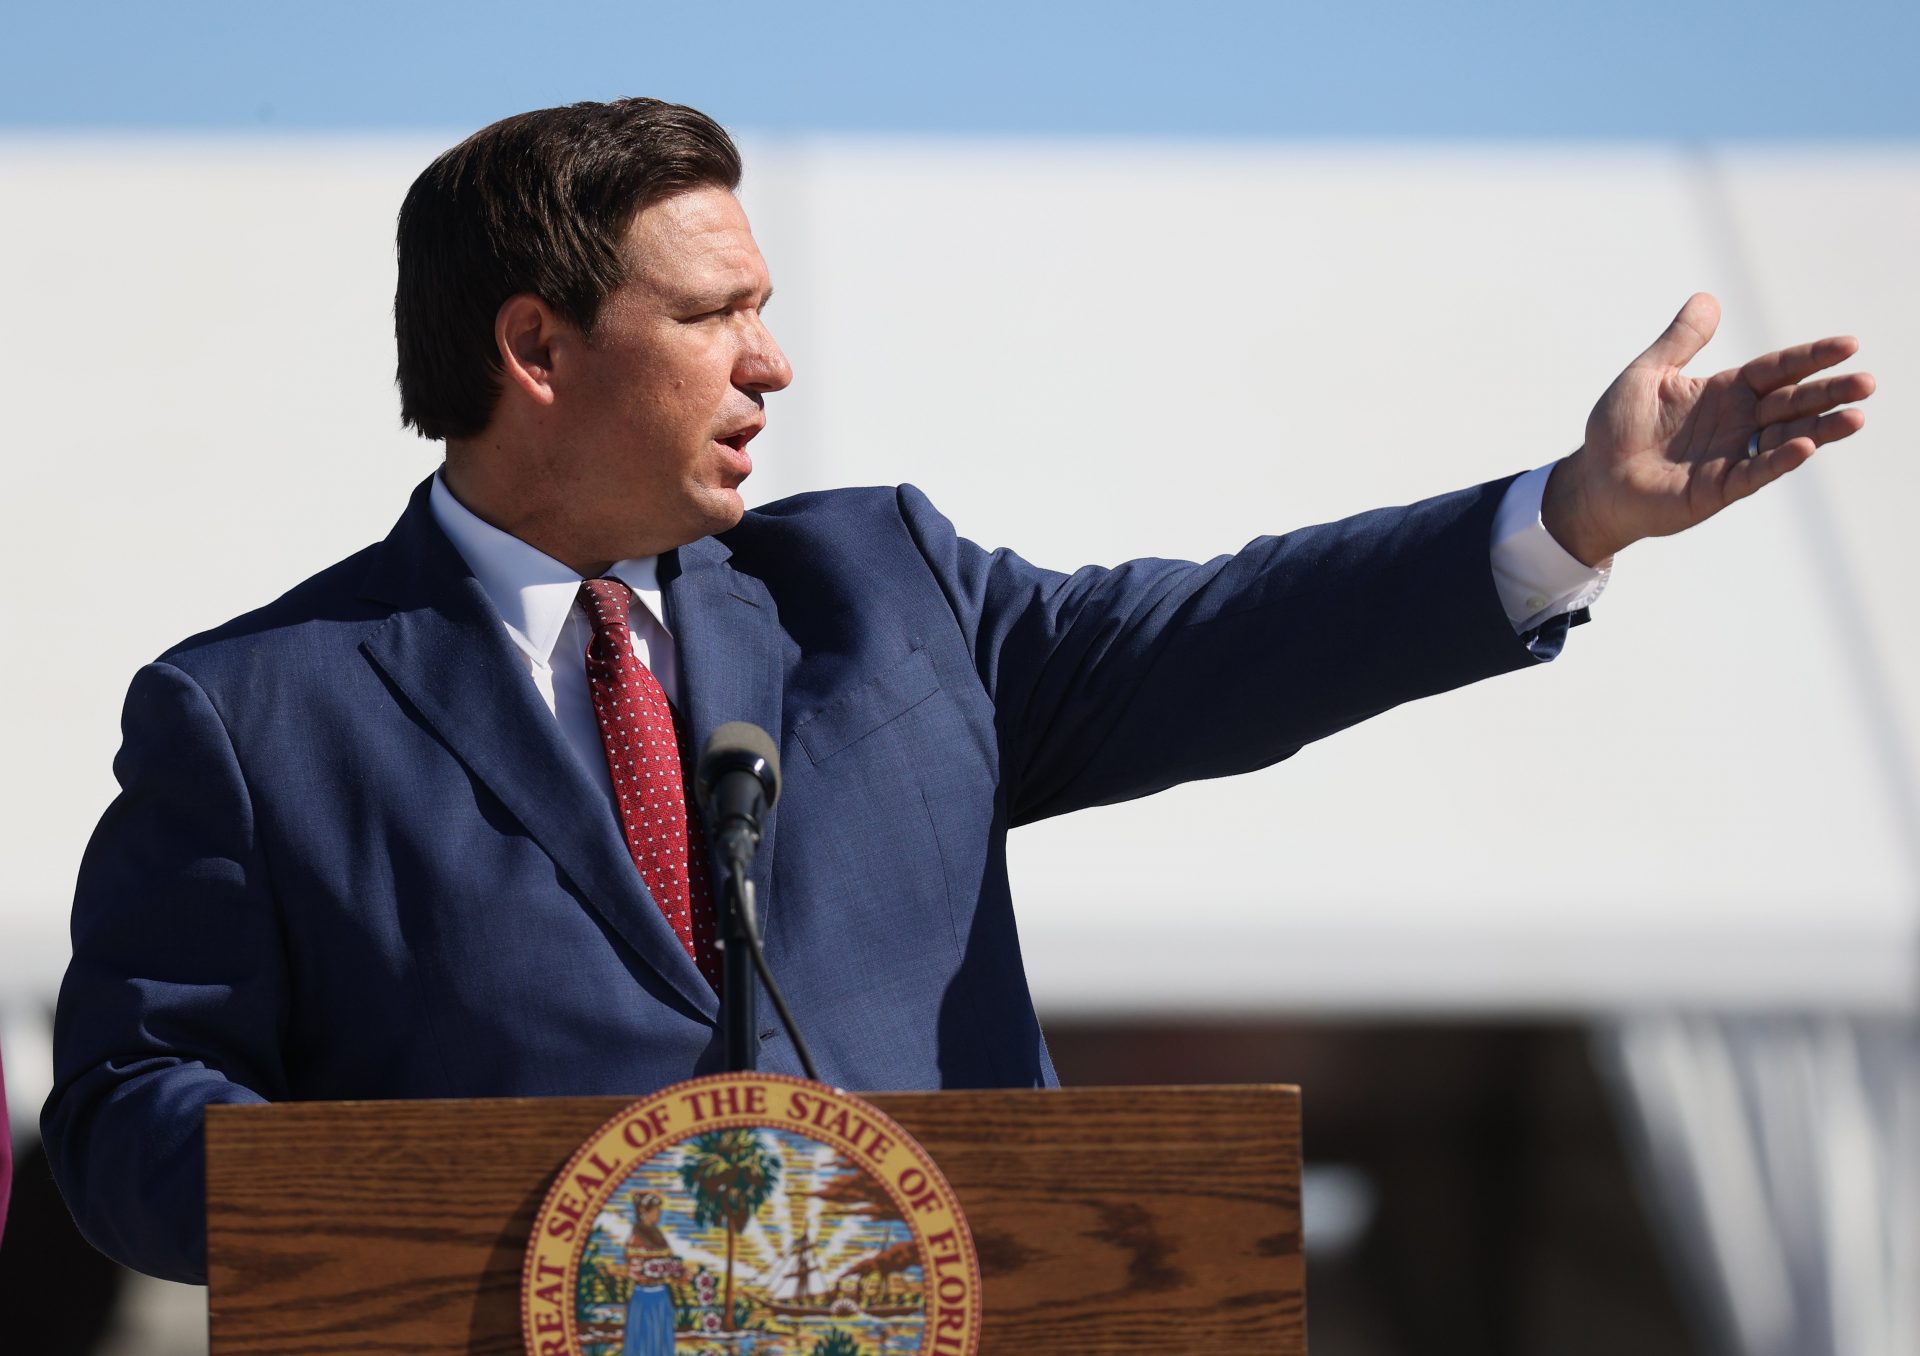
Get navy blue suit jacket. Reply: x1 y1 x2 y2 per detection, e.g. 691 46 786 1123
46 475 1566 1281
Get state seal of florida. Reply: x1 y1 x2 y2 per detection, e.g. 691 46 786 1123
522 1072 982 1356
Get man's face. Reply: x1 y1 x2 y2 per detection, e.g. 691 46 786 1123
555 185 790 559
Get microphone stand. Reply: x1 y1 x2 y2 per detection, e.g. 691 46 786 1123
714 840 818 1081
719 847 759 1072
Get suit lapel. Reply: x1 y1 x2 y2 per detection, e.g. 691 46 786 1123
663 536 786 940
357 482 720 1022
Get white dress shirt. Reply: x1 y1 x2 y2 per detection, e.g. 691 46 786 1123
429 465 1606 806
430 474 679 812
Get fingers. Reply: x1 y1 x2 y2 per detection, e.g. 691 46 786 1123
1639 292 1721 370
1739 334 1860 395
1754 406 1867 457
1725 436 1815 503
1726 407 1866 504
1754 369 1877 426
1774 405 1868 453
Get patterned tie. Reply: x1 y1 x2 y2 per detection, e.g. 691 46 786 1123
577 578 721 992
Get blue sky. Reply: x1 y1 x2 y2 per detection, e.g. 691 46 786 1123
7 0 1917 139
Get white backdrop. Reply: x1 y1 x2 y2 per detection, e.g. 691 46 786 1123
3 135 1915 1015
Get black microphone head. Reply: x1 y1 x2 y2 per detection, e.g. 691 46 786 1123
698 721 781 809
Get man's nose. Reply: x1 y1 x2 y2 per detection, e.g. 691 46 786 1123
738 318 793 395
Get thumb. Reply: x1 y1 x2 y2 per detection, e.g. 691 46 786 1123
1637 292 1720 369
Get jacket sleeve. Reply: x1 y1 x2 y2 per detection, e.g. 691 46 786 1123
43 660 287 1284
896 476 1575 826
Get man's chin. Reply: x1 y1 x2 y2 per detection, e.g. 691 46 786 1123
711 486 748 526
681 488 747 544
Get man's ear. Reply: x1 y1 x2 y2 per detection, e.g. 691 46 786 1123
494 293 564 408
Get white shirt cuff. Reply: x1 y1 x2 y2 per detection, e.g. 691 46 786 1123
1490 463 1610 634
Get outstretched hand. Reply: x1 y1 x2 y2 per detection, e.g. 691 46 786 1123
1541 293 1875 566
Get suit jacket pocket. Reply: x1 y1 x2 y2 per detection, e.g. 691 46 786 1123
795 647 941 764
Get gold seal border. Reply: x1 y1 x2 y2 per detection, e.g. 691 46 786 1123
520 1072 982 1356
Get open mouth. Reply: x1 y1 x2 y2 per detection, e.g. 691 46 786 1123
716 417 762 453
714 424 760 482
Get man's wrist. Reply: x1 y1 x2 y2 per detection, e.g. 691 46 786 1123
1541 451 1621 568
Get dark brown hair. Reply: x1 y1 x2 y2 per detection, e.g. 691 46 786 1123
394 98 742 442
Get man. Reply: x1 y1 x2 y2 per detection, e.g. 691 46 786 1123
44 99 1872 1285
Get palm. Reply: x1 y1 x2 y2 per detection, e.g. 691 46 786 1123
1588 362 1757 536
1554 294 1872 563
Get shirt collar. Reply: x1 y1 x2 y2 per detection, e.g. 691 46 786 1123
428 470 667 669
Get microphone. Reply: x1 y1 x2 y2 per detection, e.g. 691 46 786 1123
697 721 781 868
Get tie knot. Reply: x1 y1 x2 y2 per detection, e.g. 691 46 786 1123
578 577 633 636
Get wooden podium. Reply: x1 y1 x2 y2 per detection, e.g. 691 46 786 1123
205 1084 1304 1355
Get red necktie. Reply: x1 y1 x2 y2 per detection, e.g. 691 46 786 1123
577 578 721 992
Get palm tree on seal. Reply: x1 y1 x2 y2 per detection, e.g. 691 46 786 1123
679 1129 782 1330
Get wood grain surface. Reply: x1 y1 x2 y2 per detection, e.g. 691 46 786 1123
205 1085 1303 1355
